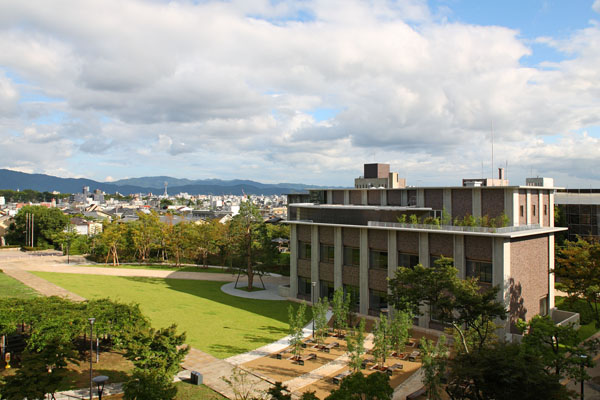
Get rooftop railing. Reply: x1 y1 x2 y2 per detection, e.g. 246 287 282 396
368 221 542 234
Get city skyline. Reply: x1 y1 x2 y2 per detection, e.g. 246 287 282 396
1 1 599 187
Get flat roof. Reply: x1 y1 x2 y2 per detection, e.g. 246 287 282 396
288 203 432 212
301 185 564 191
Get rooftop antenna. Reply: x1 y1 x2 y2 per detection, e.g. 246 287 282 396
491 120 494 179
505 160 508 181
163 181 168 197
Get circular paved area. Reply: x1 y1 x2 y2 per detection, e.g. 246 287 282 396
220 280 287 300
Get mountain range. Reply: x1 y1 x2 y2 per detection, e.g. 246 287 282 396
0 169 335 196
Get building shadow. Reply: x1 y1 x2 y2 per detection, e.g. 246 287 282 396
507 278 527 332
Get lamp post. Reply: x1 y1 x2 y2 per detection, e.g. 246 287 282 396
311 281 316 338
580 354 588 400
89 318 95 400
92 375 109 400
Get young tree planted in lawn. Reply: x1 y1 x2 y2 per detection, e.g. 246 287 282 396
346 319 366 372
230 201 265 290
123 368 178 400
267 382 292 400
312 297 329 346
98 220 128 265
388 309 412 356
421 336 449 400
288 302 307 360
331 288 350 338
372 313 390 369
130 211 161 262
221 367 258 400
555 237 600 327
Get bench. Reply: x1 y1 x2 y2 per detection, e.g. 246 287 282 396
332 370 352 385
322 341 340 353
297 353 317 366
386 363 403 376
276 349 289 360
408 350 420 362
406 387 426 399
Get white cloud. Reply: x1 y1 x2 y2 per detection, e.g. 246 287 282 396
0 0 599 186
594 0 600 14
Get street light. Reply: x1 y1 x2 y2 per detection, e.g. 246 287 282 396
311 281 316 338
89 318 95 400
92 375 109 400
580 354 588 400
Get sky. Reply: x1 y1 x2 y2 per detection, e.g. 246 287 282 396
1 0 600 188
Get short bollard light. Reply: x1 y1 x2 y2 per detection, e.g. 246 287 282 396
92 375 109 400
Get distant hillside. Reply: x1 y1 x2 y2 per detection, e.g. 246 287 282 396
112 176 333 191
0 169 311 195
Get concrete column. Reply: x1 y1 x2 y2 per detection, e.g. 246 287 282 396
419 232 429 267
417 189 425 207
381 190 387 206
549 234 555 309
326 190 333 205
311 225 320 300
344 190 350 205
526 192 532 225
504 188 515 226
290 224 298 298
472 188 482 218
361 190 368 205
387 230 398 285
443 189 452 218
359 228 369 315
512 191 520 226
549 192 555 226
334 227 343 290
538 193 543 227
493 238 511 337
453 235 465 279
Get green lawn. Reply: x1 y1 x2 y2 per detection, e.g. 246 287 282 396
32 272 304 359
555 296 599 341
0 271 39 299
175 381 226 400
77 263 232 274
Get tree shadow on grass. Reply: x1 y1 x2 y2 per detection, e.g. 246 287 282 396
60 368 130 391
209 343 251 356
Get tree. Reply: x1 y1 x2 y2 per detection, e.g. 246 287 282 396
388 257 506 354
331 288 350 338
421 336 448 400
372 313 390 369
164 221 194 267
518 315 598 380
52 224 80 263
130 211 161 262
267 382 292 400
123 368 177 400
388 309 412 356
346 319 366 372
97 220 128 265
7 205 69 247
288 303 307 360
221 367 259 400
555 237 600 327
229 201 264 290
445 342 571 400
325 372 393 400
312 297 329 345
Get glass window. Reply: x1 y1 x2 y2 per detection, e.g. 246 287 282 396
533 205 536 216
520 205 524 217
320 244 335 263
466 260 493 284
539 296 548 316
369 249 388 269
320 280 334 301
369 289 388 314
299 241 311 260
343 284 360 312
343 246 360 266
544 205 548 215
398 253 419 269
298 277 312 296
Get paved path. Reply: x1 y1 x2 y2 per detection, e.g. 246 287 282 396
221 281 286 301
2 267 86 301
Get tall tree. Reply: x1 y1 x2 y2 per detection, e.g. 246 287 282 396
331 288 350 338
421 336 448 400
346 319 366 372
325 372 393 400
7 205 69 247
130 211 161 262
372 313 390 369
388 310 412 356
555 237 600 327
229 201 264 290
98 220 128 265
312 297 329 346
288 303 307 360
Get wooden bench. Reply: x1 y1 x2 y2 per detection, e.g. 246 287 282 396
297 353 317 366
408 350 420 362
276 349 290 360
322 341 340 353
386 363 403 376
332 370 352 385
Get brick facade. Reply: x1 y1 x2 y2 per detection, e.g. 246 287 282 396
319 226 334 244
368 230 388 251
397 231 419 253
387 190 403 206
481 189 505 219
298 259 311 278
429 233 453 257
368 190 381 205
343 228 360 247
342 265 360 286
464 236 492 261
424 189 443 210
368 269 388 292
452 189 472 219
319 263 335 282
332 190 344 204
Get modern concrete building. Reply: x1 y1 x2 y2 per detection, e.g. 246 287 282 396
287 165 566 336
354 163 406 189
555 188 600 242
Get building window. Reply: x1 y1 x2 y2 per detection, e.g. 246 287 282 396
539 296 548 316
343 246 360 266
544 205 548 215
297 276 312 299
533 205 536 216
320 244 335 263
320 280 334 301
466 260 493 284
369 250 388 269
398 253 419 269
369 289 388 316
520 205 524 217
299 241 311 260
343 284 360 312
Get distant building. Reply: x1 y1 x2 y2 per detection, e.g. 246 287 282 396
69 217 103 236
354 163 406 189
555 188 600 242
71 186 104 204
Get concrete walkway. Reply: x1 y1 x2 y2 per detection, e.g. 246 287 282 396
220 281 286 301
2 267 86 301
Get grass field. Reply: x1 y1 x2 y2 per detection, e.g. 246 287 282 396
78 263 232 274
32 272 304 359
0 271 39 299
